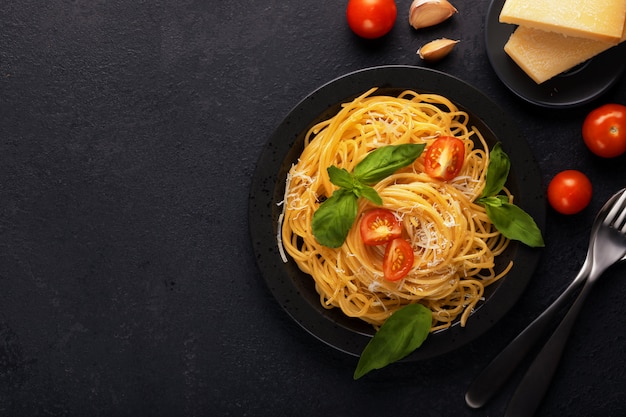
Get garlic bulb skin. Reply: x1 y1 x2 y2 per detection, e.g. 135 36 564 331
409 0 458 30
417 38 459 61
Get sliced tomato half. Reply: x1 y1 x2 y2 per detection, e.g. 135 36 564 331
383 238 414 281
359 208 402 246
424 136 465 181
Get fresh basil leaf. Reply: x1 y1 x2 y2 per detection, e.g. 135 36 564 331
353 144 425 185
328 165 358 190
312 188 359 248
354 304 432 380
481 142 511 198
478 195 507 206
329 166 383 205
482 200 545 248
354 183 383 205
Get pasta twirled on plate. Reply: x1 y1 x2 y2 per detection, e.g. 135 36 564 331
278 88 512 331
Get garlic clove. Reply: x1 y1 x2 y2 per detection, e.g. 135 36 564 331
409 0 458 30
417 38 459 61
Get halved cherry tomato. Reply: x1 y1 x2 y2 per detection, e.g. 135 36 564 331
547 170 592 215
582 103 626 158
359 208 402 245
424 136 465 181
383 238 414 281
346 0 397 39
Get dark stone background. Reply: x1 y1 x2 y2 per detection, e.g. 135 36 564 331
1 1 624 416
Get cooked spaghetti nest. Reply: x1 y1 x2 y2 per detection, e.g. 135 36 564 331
278 88 512 331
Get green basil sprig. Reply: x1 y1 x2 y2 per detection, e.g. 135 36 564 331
312 144 425 248
354 303 432 380
477 143 544 248
482 142 510 197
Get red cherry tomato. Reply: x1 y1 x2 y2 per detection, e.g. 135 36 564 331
547 170 593 215
582 103 626 158
383 238 414 281
359 208 402 245
346 0 397 39
424 136 465 181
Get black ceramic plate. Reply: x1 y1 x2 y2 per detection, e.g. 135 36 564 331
486 0 626 108
249 65 545 360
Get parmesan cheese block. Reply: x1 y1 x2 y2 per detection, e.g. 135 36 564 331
504 25 626 84
500 0 626 44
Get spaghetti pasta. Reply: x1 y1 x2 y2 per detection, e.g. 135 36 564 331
279 88 512 331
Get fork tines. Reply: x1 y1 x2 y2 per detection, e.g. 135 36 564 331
605 188 626 232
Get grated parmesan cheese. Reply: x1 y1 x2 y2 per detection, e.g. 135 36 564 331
276 170 294 263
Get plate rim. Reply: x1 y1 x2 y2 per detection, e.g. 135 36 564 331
248 65 546 360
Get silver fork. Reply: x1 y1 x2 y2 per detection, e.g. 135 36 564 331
465 188 626 414
506 188 626 416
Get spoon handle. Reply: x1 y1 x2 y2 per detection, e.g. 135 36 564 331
464 269 586 409
504 281 593 417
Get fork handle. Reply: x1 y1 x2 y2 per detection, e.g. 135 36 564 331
504 281 593 417
464 271 586 409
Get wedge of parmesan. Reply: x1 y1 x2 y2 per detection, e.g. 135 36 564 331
500 0 626 44
504 24 626 84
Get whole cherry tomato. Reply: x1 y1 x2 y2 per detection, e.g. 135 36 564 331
346 0 397 39
582 103 626 158
547 170 593 215
424 136 465 181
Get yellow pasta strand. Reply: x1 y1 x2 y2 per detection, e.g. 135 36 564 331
280 89 512 331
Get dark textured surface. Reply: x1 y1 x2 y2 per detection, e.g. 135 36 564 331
1 1 625 416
